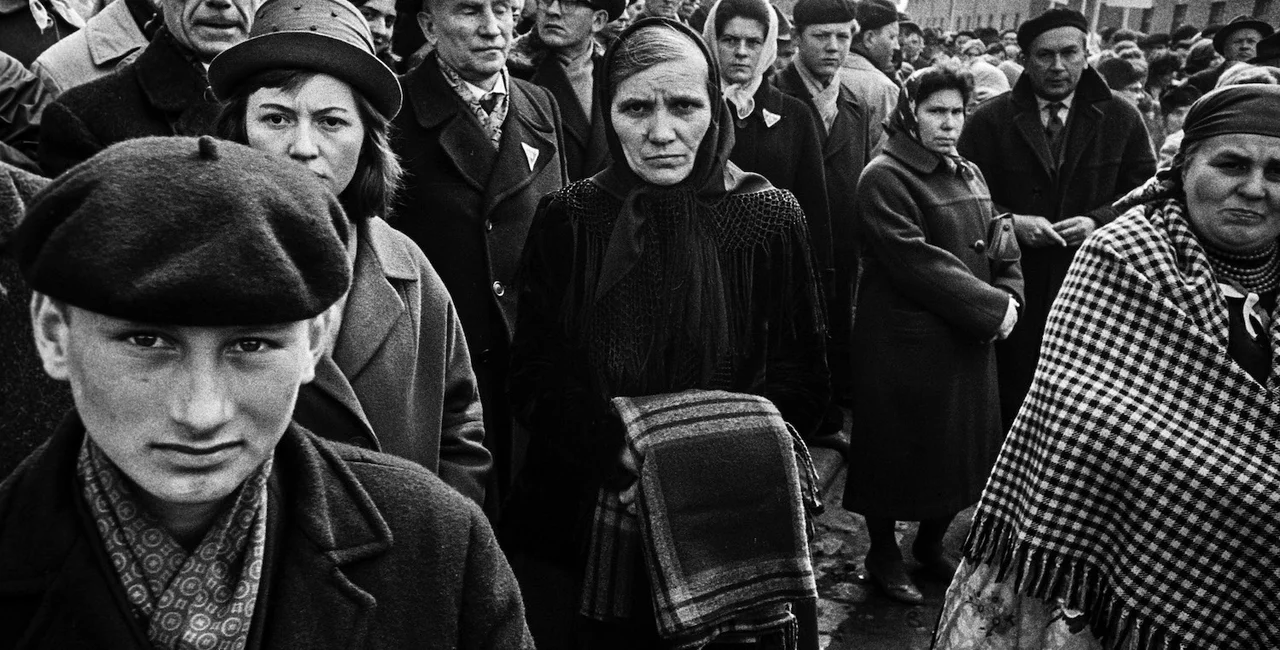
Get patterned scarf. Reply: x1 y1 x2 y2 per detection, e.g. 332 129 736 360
961 197 1280 649
438 58 510 149
78 438 272 650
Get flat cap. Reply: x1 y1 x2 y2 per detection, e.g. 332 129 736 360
9 136 352 326
854 0 895 32
1017 8 1088 52
792 0 855 31
1213 15 1274 54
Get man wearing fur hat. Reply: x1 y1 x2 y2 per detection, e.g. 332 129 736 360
958 7 1155 429
0 136 533 648
508 0 622 180
838 0 900 154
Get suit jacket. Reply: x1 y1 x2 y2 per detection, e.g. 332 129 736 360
293 217 491 506
38 28 220 176
390 52 567 498
0 414 534 649
30 0 147 98
511 40 609 181
958 66 1155 426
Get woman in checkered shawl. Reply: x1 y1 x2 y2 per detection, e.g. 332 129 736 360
933 84 1280 649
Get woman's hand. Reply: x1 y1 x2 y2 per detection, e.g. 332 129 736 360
993 296 1019 342
618 445 641 511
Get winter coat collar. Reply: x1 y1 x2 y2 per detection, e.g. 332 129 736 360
1009 64 1111 113
134 27 213 114
84 0 146 67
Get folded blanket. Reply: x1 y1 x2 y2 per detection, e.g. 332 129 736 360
580 389 819 648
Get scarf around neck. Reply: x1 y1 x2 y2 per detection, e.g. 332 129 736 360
701 0 777 121
794 58 839 132
78 437 272 650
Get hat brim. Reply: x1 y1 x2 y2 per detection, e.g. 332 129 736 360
209 31 402 120
1213 19 1275 54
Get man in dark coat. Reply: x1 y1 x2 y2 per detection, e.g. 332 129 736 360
774 0 872 430
390 0 567 513
1185 15 1274 93
507 0 620 181
0 136 532 648
959 7 1155 428
38 0 262 175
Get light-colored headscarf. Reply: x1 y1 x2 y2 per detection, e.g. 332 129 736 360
702 0 778 120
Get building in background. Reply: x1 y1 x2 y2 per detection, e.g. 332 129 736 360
906 0 1280 36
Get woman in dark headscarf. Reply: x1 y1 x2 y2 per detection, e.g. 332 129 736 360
843 64 1023 606
503 17 829 649
934 84 1280 650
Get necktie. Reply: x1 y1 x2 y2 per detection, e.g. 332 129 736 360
479 92 500 115
1045 101 1066 157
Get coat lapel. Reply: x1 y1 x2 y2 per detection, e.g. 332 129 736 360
1013 105 1055 175
483 80 556 215
331 220 413 382
533 57 589 149
133 31 219 135
824 91 858 164
406 56 495 193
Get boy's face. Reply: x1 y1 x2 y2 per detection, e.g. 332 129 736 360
33 297 326 515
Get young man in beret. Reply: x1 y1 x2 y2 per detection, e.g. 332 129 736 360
838 0 900 154
958 7 1155 430
0 136 533 649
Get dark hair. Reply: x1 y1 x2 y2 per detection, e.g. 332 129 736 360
712 0 770 36
214 68 403 222
1148 51 1182 77
907 62 974 106
1159 84 1202 113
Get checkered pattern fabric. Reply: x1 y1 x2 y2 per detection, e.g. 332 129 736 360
962 198 1280 649
79 439 271 650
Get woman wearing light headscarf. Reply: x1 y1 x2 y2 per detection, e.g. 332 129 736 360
934 84 1280 649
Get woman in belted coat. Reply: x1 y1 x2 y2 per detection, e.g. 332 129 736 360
843 64 1024 605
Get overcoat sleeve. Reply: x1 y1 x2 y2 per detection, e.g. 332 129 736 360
434 281 491 504
458 505 536 650
855 161 1015 341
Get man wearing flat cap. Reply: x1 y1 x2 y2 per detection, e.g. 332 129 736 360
0 136 534 649
508 0 621 180
839 0 900 154
1186 14 1275 93
959 7 1155 429
37 0 266 176
391 0 567 514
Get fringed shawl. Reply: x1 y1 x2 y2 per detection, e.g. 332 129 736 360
962 198 1280 649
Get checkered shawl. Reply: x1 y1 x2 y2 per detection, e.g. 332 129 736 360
581 390 819 648
962 198 1280 649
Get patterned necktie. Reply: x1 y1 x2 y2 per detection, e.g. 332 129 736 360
1045 101 1066 156
479 92 500 115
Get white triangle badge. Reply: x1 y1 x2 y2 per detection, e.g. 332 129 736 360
762 109 782 128
522 143 540 171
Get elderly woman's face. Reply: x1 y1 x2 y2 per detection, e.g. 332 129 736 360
245 74 367 197
1184 133 1280 253
612 57 713 186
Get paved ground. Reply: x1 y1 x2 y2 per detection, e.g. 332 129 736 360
806 447 974 650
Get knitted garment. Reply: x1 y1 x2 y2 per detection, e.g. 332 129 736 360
78 439 271 650
960 198 1280 649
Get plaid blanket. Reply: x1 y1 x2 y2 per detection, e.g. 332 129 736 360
962 198 1280 649
581 390 819 648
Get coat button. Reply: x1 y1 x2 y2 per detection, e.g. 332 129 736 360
485 219 493 232
972 239 986 253
493 281 505 297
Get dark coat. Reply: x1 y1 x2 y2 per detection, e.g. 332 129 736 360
728 81 832 280
293 217 491 506
38 28 220 176
843 131 1024 520
0 415 534 649
389 52 568 504
958 66 1154 427
510 39 610 181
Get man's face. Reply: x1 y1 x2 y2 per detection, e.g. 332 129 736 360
774 38 796 72
797 21 854 85
536 0 604 52
901 31 923 60
862 21 899 68
33 298 325 514
644 0 677 19
1002 31 1017 47
163 0 264 62
420 0 514 84
359 0 398 55
1224 27 1263 62
1023 26 1086 101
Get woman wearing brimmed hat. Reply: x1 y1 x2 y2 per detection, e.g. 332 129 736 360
208 0 493 507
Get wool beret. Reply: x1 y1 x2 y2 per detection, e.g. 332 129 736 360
1213 15 1274 55
792 0 855 31
9 136 352 326
1017 8 1088 52
854 0 895 32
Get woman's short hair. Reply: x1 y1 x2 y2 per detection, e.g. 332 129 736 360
907 63 975 106
214 68 403 222
712 0 770 36
607 23 712 99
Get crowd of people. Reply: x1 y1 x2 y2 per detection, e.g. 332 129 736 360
1 0 1279 646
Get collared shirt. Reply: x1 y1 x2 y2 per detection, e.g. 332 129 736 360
440 59 510 148
1037 92 1075 128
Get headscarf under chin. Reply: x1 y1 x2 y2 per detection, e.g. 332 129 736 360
701 0 778 121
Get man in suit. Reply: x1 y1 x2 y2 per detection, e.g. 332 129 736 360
774 0 872 440
391 0 567 514
38 0 263 175
959 7 1155 428
508 0 621 180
